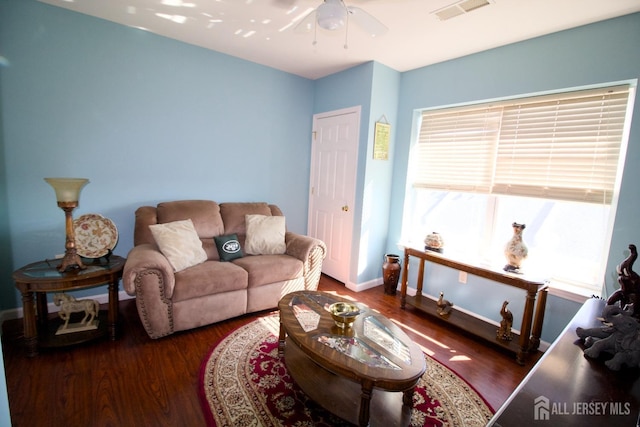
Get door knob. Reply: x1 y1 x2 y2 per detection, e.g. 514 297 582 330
342 205 349 212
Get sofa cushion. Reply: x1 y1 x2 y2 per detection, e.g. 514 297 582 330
232 254 303 288
172 260 248 302
219 202 273 235
157 200 224 238
214 234 244 261
244 214 286 255
149 219 207 272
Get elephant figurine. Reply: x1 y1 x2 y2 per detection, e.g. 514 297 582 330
607 244 640 318
576 304 640 371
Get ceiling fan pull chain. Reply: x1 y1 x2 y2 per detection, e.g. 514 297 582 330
313 17 318 46
344 9 349 49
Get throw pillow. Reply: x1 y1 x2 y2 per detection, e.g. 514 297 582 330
244 215 286 255
149 219 207 272
214 234 244 261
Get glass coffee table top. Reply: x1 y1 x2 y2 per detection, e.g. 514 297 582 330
286 291 416 369
279 290 427 427
314 332 402 370
363 315 412 364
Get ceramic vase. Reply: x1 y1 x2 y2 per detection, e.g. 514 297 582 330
382 254 401 295
504 222 528 272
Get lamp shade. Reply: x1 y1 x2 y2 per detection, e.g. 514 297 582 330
317 0 346 30
44 178 89 202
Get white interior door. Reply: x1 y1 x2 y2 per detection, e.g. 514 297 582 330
308 106 360 284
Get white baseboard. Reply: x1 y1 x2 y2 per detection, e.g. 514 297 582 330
346 277 384 293
0 290 135 329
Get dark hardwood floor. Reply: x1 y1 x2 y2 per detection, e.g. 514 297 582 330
1 275 541 426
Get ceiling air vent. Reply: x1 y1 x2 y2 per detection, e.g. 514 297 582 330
431 0 493 21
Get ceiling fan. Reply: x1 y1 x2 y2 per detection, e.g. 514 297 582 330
293 0 388 48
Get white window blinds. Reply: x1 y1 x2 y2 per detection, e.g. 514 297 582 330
415 106 501 193
414 85 631 204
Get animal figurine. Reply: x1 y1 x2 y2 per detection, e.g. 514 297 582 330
576 304 640 371
504 222 528 273
436 291 453 316
497 300 513 341
607 244 640 318
54 293 100 331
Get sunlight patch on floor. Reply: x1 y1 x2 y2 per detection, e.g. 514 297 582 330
449 354 472 362
258 312 282 336
389 317 475 363
416 343 435 357
389 317 450 349
321 290 358 303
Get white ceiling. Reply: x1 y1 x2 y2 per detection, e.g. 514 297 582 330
38 0 640 80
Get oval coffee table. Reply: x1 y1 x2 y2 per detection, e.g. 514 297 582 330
278 291 426 427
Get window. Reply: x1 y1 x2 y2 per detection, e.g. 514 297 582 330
404 84 634 296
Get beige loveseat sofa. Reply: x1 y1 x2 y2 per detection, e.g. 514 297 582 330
123 200 326 338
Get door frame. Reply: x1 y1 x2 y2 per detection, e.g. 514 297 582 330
308 105 361 287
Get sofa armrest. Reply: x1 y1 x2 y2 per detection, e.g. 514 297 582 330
123 244 176 298
285 232 327 291
123 244 177 338
285 232 324 262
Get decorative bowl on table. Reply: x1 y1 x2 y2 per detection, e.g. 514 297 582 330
329 302 360 329
73 213 118 259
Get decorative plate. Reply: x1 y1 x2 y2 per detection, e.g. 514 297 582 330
73 213 118 258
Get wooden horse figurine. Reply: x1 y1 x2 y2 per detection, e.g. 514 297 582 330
53 293 100 331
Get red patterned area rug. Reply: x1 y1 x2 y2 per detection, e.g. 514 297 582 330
198 314 493 427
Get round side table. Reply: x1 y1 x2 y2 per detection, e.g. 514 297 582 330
12 255 125 357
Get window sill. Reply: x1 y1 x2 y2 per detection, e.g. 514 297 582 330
546 281 601 304
398 240 601 304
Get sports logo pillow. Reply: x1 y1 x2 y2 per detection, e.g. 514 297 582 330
214 234 244 261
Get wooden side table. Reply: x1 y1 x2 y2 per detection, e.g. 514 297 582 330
12 255 125 357
400 246 548 364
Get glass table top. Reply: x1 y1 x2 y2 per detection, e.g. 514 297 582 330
363 315 411 365
288 292 414 369
17 257 123 279
290 295 322 332
315 334 401 370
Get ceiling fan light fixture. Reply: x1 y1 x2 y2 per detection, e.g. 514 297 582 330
316 1 347 31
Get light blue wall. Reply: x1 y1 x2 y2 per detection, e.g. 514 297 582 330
313 62 401 285
360 63 400 282
1 3 637 340
0 28 11 427
0 0 314 310
0 342 9 427
2 4 640 421
388 13 640 343
1 1 639 423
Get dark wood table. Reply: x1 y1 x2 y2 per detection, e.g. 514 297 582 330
489 297 640 426
400 246 548 364
278 291 426 427
12 255 125 357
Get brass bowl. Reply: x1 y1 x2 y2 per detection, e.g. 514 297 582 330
329 302 360 329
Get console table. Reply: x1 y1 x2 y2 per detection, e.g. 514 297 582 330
489 297 640 426
400 246 548 364
13 255 125 357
